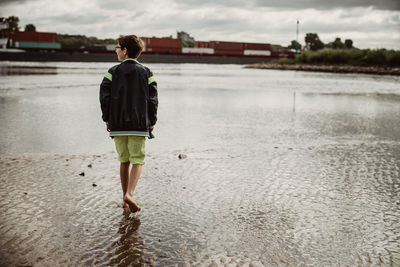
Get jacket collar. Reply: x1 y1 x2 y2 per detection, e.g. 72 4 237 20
123 58 139 63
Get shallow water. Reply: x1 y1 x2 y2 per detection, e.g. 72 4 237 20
0 61 399 266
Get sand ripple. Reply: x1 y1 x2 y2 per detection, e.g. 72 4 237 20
1 142 400 266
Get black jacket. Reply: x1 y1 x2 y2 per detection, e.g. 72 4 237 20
100 59 158 138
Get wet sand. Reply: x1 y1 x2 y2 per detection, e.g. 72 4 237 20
1 143 400 266
1 62 400 266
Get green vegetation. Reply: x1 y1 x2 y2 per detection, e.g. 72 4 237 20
288 40 302 51
305 33 325 51
303 33 354 51
344 39 353 49
277 32 400 67
273 48 400 67
4 16 20 31
298 48 400 67
24 24 36 32
1 16 35 33
2 15 116 47
56 34 116 47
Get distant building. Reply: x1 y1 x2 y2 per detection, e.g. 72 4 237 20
177 31 194 47
0 17 8 48
0 18 7 30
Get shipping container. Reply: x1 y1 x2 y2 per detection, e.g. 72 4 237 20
243 50 271 56
15 41 61 49
194 41 210 48
214 49 243 56
144 47 181 54
141 37 181 49
243 42 270 51
182 47 214 54
209 41 244 51
9 31 57 43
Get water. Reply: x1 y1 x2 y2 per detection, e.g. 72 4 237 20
0 61 399 266
1 61 399 155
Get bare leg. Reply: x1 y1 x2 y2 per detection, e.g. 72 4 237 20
124 164 143 213
120 162 130 208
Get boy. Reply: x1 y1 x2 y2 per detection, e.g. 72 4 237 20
100 35 158 213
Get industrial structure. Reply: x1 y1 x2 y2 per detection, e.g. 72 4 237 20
1 30 294 62
4 31 293 57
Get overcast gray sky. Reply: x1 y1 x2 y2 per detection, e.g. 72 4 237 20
1 0 399 49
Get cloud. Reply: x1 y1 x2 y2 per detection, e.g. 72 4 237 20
254 0 400 11
0 0 29 5
176 0 400 11
0 0 399 49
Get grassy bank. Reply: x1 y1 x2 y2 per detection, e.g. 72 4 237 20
281 48 400 67
246 48 400 75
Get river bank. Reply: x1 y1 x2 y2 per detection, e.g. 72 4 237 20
245 62 400 75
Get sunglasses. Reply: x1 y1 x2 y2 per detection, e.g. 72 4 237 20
115 46 123 50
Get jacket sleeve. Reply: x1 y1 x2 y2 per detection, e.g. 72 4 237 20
148 70 158 127
99 68 113 123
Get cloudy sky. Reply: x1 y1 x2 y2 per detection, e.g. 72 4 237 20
1 0 399 49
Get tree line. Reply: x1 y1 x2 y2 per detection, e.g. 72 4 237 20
294 48 400 67
1 16 36 32
1 16 116 46
288 33 353 51
283 33 399 67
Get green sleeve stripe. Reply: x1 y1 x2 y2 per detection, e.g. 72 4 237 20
148 76 156 84
104 73 112 81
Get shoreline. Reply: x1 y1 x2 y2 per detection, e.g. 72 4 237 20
0 51 274 64
245 63 400 76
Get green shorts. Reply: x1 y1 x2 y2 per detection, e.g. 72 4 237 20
114 136 146 165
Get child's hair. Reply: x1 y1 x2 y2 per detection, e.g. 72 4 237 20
117 35 144 58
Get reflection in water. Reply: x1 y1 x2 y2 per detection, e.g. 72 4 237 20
0 65 58 75
109 215 144 266
0 62 399 265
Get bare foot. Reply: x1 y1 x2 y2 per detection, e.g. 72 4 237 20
123 202 129 209
123 195 141 213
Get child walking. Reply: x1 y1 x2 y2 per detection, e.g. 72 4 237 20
100 35 158 213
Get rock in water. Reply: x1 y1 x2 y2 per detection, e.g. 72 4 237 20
178 154 187 159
